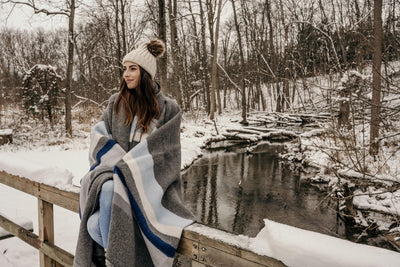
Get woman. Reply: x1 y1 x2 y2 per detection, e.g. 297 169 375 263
74 39 194 267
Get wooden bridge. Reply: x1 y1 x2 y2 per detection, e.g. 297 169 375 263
0 171 285 267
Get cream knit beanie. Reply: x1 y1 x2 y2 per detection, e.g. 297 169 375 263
122 39 165 79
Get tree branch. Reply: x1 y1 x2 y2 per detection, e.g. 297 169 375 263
1 0 70 16
217 62 242 94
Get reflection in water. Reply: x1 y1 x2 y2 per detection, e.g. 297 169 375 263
182 143 345 238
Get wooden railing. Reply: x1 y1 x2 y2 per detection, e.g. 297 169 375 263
0 170 285 267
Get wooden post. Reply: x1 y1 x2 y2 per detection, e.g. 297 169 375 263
38 199 57 267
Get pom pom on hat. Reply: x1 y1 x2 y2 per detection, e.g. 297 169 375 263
122 39 165 79
147 39 165 58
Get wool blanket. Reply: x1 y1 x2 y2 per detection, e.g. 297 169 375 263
74 92 194 267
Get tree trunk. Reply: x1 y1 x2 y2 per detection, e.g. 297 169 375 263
198 0 211 113
115 0 122 77
206 0 216 113
231 0 247 124
120 0 127 56
158 0 168 93
168 0 182 106
210 0 222 120
265 0 278 112
65 0 75 137
188 0 203 111
279 0 290 111
217 67 222 114
370 0 382 156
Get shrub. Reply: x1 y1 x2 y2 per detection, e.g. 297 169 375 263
21 64 62 125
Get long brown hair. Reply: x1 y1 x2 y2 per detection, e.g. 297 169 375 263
114 66 160 133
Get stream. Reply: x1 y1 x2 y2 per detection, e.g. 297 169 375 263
181 142 394 250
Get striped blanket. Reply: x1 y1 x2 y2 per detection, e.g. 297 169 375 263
74 92 194 267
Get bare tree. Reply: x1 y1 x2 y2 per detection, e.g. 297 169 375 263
168 0 182 105
65 0 75 137
198 0 211 113
157 0 168 93
370 0 383 156
209 0 223 120
231 0 247 124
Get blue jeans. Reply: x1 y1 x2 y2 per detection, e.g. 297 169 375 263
87 180 114 248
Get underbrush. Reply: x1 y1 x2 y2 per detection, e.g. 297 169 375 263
0 104 103 151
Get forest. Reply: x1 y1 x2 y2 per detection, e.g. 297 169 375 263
1 0 400 255
0 1 397 121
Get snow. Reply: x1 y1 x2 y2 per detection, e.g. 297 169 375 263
1 110 400 265
186 223 252 249
187 219 400 267
252 219 400 267
0 153 73 188
353 187 400 217
180 112 240 169
0 129 12 135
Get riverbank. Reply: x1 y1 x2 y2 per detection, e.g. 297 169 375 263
0 107 400 265
182 110 400 252
1 108 399 247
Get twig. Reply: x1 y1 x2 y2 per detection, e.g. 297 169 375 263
72 94 102 109
212 119 219 135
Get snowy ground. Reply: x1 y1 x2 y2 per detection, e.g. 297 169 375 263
0 111 239 266
1 107 400 266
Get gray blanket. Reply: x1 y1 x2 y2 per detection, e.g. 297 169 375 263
74 90 194 267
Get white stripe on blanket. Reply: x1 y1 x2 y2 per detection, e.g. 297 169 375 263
129 116 158 143
89 121 112 165
122 141 192 237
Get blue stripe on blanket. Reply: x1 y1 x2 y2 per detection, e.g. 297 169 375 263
126 141 193 228
114 166 176 258
90 139 117 171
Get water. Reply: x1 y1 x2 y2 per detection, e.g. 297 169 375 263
181 142 346 239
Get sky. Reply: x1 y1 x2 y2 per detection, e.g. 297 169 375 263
0 3 68 30
0 0 234 31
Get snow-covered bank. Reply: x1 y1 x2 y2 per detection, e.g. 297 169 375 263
0 109 400 266
0 111 241 185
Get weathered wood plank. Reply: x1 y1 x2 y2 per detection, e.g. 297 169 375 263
177 235 198 261
0 212 74 266
0 213 33 240
39 199 55 267
181 225 286 267
38 185 79 213
41 241 74 267
0 213 40 249
197 243 264 267
0 171 79 213
0 171 40 196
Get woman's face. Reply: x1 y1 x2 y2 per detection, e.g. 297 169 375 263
123 61 141 89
